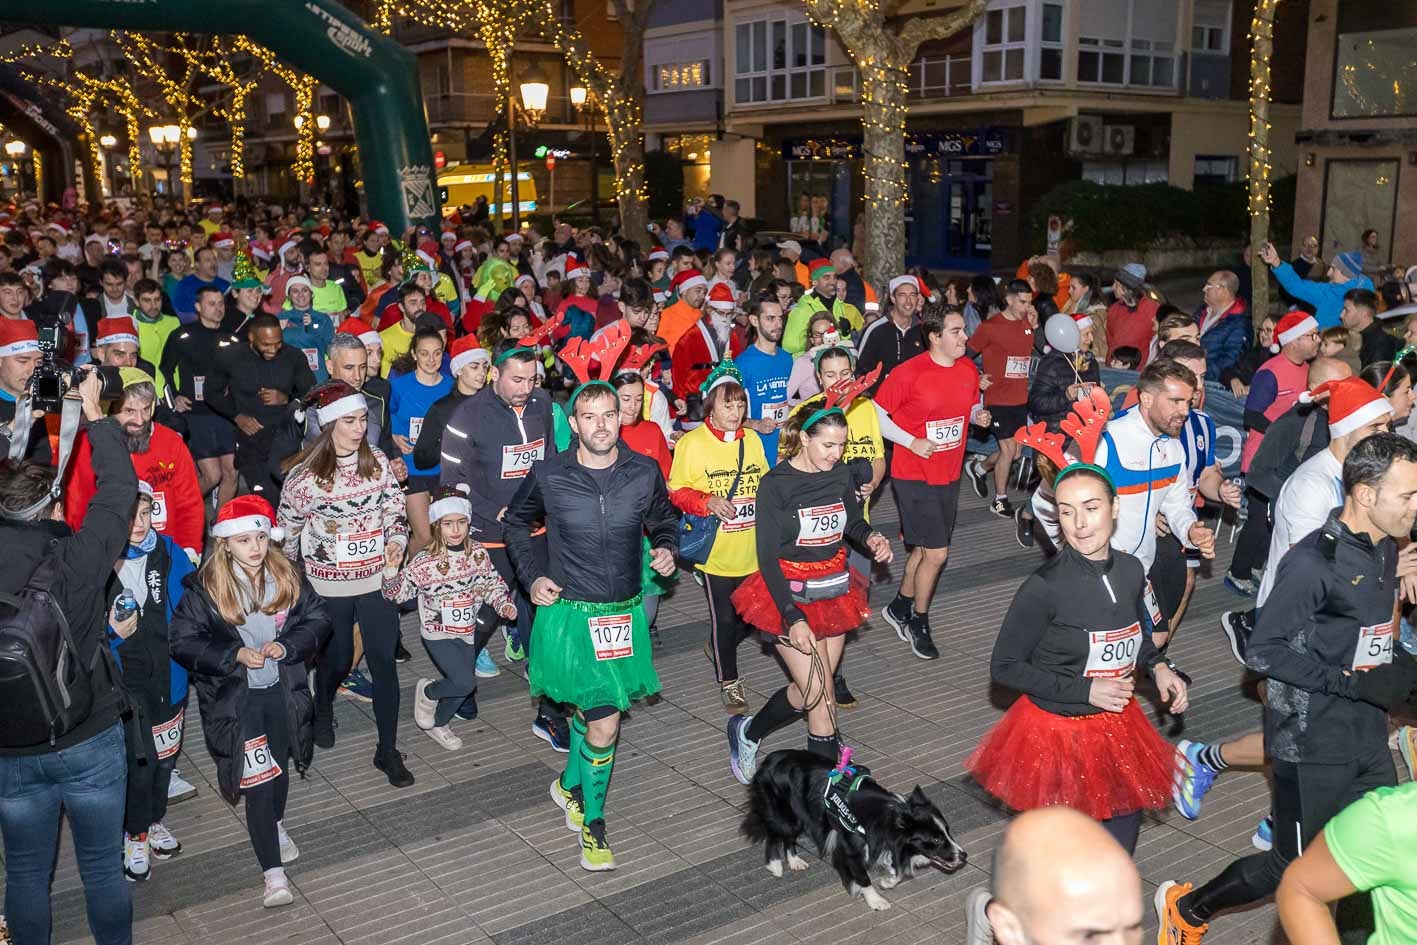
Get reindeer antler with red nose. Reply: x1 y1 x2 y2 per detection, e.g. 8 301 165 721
559 320 633 385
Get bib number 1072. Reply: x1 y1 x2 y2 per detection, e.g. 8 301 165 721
588 613 633 661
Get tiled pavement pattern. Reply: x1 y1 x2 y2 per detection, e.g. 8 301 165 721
21 485 1412 945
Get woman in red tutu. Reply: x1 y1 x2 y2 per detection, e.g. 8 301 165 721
966 419 1190 851
726 373 894 784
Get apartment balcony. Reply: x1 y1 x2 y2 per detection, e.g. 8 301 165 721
829 53 972 104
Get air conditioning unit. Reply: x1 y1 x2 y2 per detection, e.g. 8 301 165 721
1103 124 1135 156
1070 115 1103 154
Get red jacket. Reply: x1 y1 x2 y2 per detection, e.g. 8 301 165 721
671 318 746 397
64 422 204 555
1105 297 1160 368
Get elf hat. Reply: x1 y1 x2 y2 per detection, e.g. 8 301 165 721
1299 377 1392 437
707 282 737 311
301 380 367 426
449 334 491 374
95 316 140 348
336 316 380 347
428 483 472 524
809 259 834 282
671 269 707 295
212 494 284 541
0 318 39 357
1271 309 1318 353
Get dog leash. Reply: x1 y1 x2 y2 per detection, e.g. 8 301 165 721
777 632 840 740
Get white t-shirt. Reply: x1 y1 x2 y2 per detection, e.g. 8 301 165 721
1257 447 1343 607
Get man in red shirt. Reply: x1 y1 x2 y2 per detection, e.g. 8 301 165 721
964 279 1035 517
873 308 990 660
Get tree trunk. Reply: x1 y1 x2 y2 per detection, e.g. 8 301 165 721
608 107 647 235
859 53 908 287
1248 0 1279 322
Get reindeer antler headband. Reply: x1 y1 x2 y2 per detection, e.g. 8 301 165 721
493 312 564 366
802 365 882 432
560 320 633 403
1016 386 1112 486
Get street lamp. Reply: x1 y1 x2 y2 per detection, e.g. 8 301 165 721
569 83 587 109
98 134 118 198
293 113 330 132
146 125 181 196
569 83 601 225
4 141 26 198
4 141 25 158
501 63 551 232
519 65 550 125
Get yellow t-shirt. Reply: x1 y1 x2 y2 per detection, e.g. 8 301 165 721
379 321 414 378
667 425 769 577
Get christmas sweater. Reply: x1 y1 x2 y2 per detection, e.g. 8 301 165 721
381 543 518 642
278 448 409 597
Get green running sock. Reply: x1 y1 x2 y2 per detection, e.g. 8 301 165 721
580 739 616 823
561 715 588 792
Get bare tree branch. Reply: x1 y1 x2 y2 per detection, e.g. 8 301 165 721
894 0 987 58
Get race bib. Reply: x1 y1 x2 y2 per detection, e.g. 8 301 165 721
1352 620 1393 672
409 417 424 443
335 528 384 570
1005 355 1031 379
152 707 183 761
924 417 964 449
150 491 169 530
501 438 545 479
721 496 757 533
193 376 205 402
302 348 319 372
796 502 846 547
239 734 283 789
1143 581 1163 627
1084 622 1142 678
761 401 788 425
440 594 477 633
588 613 633 661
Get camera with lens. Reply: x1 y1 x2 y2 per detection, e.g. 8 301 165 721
26 292 123 413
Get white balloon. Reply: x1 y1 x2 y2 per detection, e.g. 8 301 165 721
1044 313 1080 354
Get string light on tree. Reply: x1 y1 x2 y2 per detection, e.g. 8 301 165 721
1247 0 1280 321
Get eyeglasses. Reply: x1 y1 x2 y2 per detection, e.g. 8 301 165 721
1202 283 1223 291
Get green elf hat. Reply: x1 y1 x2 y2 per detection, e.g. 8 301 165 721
228 248 264 291
700 356 745 396
809 259 835 282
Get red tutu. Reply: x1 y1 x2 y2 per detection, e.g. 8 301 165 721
965 696 1175 821
731 549 869 639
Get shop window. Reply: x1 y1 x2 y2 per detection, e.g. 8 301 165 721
1331 27 1417 118
734 15 826 105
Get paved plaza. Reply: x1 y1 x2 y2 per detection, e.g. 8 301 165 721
33 485 1408 945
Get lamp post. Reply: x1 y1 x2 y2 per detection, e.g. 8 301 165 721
98 133 118 198
4 141 26 198
146 124 181 199
509 63 549 232
569 83 600 225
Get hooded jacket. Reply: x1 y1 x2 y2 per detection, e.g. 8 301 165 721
1271 262 1374 330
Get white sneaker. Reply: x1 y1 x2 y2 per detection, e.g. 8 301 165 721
147 822 183 859
413 678 436 730
123 833 151 882
424 724 463 751
262 869 294 908
167 769 197 802
277 820 300 863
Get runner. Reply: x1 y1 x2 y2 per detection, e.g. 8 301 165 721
389 326 452 555
736 294 794 464
277 381 413 785
964 279 1037 517
169 495 329 907
672 281 745 415
160 285 240 513
278 276 336 383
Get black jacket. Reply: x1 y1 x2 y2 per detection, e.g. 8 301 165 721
1029 350 1100 431
855 318 923 394
503 446 678 603
0 418 137 755
1246 403 1330 502
168 574 329 804
206 341 316 428
413 387 471 471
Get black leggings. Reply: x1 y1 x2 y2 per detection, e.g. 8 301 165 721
316 589 401 749
1228 491 1272 581
241 685 291 871
704 572 753 683
123 693 181 836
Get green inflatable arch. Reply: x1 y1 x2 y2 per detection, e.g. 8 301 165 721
0 0 441 230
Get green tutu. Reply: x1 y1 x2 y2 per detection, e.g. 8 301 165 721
640 536 676 598
528 594 661 711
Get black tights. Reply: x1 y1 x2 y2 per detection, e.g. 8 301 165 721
705 572 753 683
316 590 402 749
1228 491 1271 581
241 686 290 871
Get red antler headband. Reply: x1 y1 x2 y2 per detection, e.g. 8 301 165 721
494 313 564 366
619 341 667 374
563 321 633 402
1016 385 1112 484
802 364 881 431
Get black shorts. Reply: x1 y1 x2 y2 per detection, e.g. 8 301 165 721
187 411 236 460
892 479 961 550
405 474 438 496
987 404 1030 439
1149 533 1188 622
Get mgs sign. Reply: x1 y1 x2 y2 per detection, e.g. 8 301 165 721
400 165 437 220
305 3 373 58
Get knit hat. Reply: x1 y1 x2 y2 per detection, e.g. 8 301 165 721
0 318 39 357
337 316 380 347
428 483 472 524
1332 251 1364 281
119 367 155 389
210 231 236 249
671 269 707 296
1071 310 1094 331
1271 309 1319 352
212 494 284 541
647 245 669 262
1299 377 1393 437
284 275 313 296
229 249 264 291
707 282 737 312
303 380 367 426
95 316 139 348
449 334 490 374
809 260 834 282
1115 262 1147 291
136 479 154 501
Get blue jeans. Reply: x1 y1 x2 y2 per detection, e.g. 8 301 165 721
0 723 132 945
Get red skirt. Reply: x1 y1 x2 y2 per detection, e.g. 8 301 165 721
965 695 1175 821
732 549 869 639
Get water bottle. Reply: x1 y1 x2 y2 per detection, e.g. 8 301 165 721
114 589 138 622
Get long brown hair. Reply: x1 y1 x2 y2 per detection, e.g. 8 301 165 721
199 536 301 627
281 416 381 488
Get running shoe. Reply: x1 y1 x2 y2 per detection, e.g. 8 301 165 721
901 616 940 661
475 649 500 678
721 678 750 715
313 713 337 749
339 668 375 702
1400 726 1417 783
533 714 571 753
123 833 151 882
882 596 912 639
964 887 994 945
373 747 416 788
1014 507 1035 549
413 678 436 730
277 820 300 863
262 872 294 908
550 777 585 832
1172 740 1218 821
833 673 858 710
1223 573 1258 598
1154 881 1207 944
166 769 197 802
965 455 989 499
1219 611 1252 666
503 627 526 662
1252 816 1273 852
989 496 1014 519
454 693 479 721
425 724 463 751
580 819 616 871
147 822 182 859
727 713 761 784
395 640 413 663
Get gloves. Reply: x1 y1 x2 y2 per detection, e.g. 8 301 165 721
473 603 502 634
1353 649 1417 710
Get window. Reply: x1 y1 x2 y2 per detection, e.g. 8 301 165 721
1331 27 1417 118
1082 158 1168 185
980 5 1027 83
734 15 825 104
1191 0 1229 51
1194 155 1238 184
1077 0 1176 88
1039 2 1064 80
654 61 710 91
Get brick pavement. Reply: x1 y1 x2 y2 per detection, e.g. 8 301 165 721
23 484 1412 945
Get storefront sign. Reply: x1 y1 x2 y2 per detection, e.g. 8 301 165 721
784 138 860 161
785 128 1010 162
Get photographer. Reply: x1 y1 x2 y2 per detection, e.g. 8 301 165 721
0 369 137 945
0 319 50 463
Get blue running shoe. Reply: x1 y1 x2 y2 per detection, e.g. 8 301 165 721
1252 816 1273 851
339 668 375 703
475 648 500 678
532 714 570 752
1172 740 1218 820
727 714 760 785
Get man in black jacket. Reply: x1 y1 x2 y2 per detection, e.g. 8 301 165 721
504 379 678 873
0 372 138 945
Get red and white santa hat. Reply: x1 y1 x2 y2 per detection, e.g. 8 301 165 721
1072 310 1094 331
564 256 587 281
647 245 669 263
210 231 236 249
453 239 473 254
707 282 737 312
212 494 284 541
439 229 457 243
887 274 920 298
428 483 472 524
864 299 880 314
337 316 380 347
302 379 367 426
671 269 707 296
1299 377 1393 437
95 316 140 348
449 334 491 374
0 319 39 357
369 220 389 235
46 222 69 237
515 273 535 290
1271 309 1318 353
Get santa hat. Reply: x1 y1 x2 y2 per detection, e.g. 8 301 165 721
1271 309 1318 353
671 269 707 295
0 319 39 357
428 484 472 524
369 220 389 235
337 316 381 347
514 273 535 290
809 260 834 282
1071 311 1094 331
206 202 224 214
652 288 668 305
301 380 367 426
95 316 140 348
888 274 920 298
453 239 473 254
647 245 669 263
864 299 880 314
564 257 587 280
505 232 524 244
211 232 236 249
707 282 737 312
449 334 491 374
46 222 69 237
1299 377 1393 437
415 249 438 271
211 494 284 541
439 230 457 243
276 239 300 261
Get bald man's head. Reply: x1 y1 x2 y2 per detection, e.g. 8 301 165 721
988 808 1143 945
1309 355 1353 388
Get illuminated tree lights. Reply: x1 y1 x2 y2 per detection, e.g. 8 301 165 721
1248 0 1280 319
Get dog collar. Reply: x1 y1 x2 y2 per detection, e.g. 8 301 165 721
824 761 871 837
